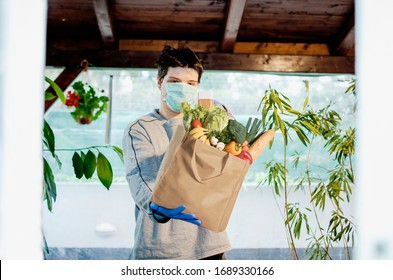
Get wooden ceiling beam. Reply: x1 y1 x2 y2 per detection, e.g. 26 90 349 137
119 40 220 53
233 42 330 55
220 0 247 53
118 40 330 55
330 11 355 56
92 0 115 48
46 49 354 74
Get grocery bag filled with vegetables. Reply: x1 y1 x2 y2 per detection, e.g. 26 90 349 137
151 102 275 232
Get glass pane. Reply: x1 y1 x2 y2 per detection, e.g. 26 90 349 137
44 68 355 186
43 67 356 255
44 66 64 81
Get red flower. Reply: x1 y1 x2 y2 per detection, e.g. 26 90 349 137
65 91 80 107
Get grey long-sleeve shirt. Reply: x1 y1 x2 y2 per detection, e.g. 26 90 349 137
122 109 231 259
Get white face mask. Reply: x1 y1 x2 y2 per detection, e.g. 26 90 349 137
164 82 198 112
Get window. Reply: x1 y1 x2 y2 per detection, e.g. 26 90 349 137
44 68 355 187
43 67 356 254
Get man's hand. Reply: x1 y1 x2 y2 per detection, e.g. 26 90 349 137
150 202 201 225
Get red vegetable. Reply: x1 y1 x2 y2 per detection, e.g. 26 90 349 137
237 150 253 165
191 119 203 129
242 140 249 151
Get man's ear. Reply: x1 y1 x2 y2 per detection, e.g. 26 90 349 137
157 78 162 89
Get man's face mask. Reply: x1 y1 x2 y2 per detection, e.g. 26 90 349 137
164 82 198 112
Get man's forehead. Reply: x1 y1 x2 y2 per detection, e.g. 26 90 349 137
166 66 198 79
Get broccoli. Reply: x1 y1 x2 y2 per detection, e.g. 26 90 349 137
227 119 246 144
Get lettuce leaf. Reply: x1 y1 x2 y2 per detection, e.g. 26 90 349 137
203 105 229 132
180 102 209 131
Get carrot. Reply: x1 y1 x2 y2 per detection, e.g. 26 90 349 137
248 130 275 161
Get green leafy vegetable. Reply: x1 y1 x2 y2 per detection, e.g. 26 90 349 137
213 127 233 144
227 119 247 144
245 117 263 143
203 105 229 132
180 102 209 131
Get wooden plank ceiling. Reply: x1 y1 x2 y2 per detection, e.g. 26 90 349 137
46 0 355 74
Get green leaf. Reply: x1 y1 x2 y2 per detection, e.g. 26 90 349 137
300 119 320 135
110 145 124 164
292 125 309 146
303 96 309 111
43 158 56 212
286 212 296 224
286 108 301 116
72 152 84 179
273 92 284 113
294 217 302 239
278 117 285 140
45 91 56 100
45 76 65 104
83 150 97 179
43 232 49 254
97 152 113 190
42 120 62 169
42 120 55 154
303 80 310 92
280 96 292 110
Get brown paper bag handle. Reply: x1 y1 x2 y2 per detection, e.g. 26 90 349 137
191 139 230 182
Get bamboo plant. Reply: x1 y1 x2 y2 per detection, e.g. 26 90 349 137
258 79 356 259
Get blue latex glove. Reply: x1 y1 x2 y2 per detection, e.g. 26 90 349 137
150 202 201 226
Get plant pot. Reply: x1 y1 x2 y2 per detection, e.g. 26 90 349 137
77 117 92 124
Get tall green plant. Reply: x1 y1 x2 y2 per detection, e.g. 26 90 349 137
259 79 356 259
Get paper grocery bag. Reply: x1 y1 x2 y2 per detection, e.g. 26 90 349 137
152 126 250 232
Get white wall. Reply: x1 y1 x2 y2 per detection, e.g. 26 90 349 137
0 0 47 259
42 183 353 250
355 0 393 259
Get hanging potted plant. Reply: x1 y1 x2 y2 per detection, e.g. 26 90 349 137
65 81 108 124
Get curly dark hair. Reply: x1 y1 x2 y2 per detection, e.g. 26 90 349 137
155 45 204 83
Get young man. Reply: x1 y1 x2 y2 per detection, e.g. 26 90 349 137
122 46 231 260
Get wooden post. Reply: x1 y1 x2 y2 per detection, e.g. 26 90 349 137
356 0 393 259
0 0 47 259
